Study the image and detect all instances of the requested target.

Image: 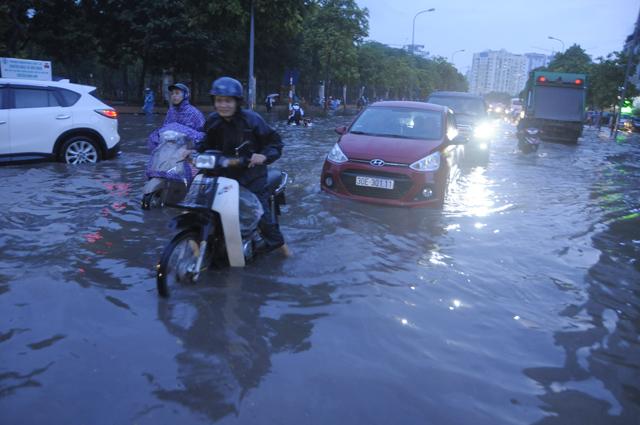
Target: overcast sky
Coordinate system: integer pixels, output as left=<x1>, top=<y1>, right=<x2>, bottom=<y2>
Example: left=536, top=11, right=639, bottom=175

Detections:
left=355, top=0, right=639, bottom=72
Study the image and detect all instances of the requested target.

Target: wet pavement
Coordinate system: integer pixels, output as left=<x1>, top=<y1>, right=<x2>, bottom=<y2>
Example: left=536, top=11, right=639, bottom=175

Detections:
left=1, top=114, right=639, bottom=425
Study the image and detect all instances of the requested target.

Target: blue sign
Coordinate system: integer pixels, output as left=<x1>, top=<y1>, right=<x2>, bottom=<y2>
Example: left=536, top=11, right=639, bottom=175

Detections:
left=282, top=69, right=300, bottom=86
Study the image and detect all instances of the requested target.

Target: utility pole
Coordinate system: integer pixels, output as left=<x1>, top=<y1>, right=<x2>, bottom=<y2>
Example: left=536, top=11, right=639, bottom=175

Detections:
left=248, top=0, right=256, bottom=110
left=613, top=7, right=640, bottom=139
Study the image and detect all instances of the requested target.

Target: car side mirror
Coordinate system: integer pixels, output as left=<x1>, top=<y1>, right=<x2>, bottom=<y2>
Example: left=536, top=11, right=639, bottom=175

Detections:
left=335, top=126, right=347, bottom=135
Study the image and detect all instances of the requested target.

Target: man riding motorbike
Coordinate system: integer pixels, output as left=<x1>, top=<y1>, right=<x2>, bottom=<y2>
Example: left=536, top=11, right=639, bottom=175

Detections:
left=199, top=76, right=288, bottom=255
left=287, top=102, right=304, bottom=125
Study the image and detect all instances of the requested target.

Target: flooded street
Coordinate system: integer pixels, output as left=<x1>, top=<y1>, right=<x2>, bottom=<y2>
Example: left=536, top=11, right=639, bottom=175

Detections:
left=1, top=114, right=639, bottom=424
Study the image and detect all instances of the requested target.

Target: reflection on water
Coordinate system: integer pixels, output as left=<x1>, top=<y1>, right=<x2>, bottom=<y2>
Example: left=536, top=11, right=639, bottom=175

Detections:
left=0, top=117, right=638, bottom=424
left=153, top=273, right=333, bottom=421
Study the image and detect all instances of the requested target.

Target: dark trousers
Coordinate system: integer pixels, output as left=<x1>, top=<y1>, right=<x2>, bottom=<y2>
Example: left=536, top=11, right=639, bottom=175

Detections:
left=255, top=188, right=285, bottom=248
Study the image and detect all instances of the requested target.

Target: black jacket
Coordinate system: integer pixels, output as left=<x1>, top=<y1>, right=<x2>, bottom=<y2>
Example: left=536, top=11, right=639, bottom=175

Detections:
left=200, top=109, right=283, bottom=191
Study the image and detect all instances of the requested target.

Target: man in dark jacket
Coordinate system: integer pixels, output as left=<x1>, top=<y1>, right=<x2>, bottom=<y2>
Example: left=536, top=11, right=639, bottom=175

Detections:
left=200, top=76, right=287, bottom=254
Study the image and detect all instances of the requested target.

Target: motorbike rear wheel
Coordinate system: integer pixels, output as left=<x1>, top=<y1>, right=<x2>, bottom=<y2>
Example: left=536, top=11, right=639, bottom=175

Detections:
left=157, top=230, right=207, bottom=297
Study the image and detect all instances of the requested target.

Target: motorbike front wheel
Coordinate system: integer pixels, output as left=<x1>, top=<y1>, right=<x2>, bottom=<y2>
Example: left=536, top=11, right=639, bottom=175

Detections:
left=141, top=191, right=163, bottom=210
left=157, top=230, right=207, bottom=297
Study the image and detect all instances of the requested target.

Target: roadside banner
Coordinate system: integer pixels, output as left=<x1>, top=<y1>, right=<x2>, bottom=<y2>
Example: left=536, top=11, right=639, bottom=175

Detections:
left=1, top=57, right=52, bottom=81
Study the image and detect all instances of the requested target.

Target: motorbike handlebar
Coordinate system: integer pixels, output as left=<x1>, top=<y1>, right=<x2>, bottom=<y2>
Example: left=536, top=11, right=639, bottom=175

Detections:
left=221, top=156, right=249, bottom=168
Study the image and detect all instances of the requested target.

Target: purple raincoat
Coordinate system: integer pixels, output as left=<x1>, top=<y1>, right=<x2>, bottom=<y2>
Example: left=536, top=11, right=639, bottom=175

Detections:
left=147, top=84, right=206, bottom=151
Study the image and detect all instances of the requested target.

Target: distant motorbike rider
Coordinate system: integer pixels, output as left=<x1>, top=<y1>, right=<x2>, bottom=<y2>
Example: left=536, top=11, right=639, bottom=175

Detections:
left=200, top=76, right=287, bottom=254
left=287, top=102, right=304, bottom=125
left=147, top=82, right=206, bottom=151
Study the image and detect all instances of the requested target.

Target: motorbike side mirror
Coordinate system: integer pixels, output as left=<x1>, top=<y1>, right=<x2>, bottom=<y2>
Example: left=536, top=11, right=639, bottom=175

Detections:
left=335, top=126, right=347, bottom=135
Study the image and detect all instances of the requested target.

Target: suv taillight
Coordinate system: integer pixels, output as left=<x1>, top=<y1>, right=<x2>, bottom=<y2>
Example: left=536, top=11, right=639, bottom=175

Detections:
left=95, top=109, right=118, bottom=119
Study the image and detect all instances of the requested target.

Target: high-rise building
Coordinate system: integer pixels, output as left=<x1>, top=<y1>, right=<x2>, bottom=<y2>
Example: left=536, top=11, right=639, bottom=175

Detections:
left=468, top=49, right=528, bottom=96
left=524, top=53, right=550, bottom=74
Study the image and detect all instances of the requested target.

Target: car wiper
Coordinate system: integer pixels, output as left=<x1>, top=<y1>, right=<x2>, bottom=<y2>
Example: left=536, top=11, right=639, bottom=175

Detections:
left=349, top=130, right=368, bottom=134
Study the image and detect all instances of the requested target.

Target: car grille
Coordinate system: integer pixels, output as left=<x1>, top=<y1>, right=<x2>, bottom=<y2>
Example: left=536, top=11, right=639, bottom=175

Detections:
left=457, top=124, right=473, bottom=138
left=341, top=169, right=413, bottom=199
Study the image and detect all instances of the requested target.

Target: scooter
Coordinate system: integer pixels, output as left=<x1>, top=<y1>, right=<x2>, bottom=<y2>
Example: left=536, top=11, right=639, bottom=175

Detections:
left=141, top=130, right=195, bottom=209
left=156, top=150, right=288, bottom=297
left=517, top=127, right=541, bottom=154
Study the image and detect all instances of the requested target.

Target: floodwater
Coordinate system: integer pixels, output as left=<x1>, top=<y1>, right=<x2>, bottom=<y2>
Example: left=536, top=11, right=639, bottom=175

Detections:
left=1, top=114, right=638, bottom=425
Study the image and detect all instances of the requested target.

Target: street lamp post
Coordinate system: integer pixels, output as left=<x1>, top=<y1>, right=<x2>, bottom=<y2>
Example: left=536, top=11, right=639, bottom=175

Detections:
left=248, top=0, right=256, bottom=110
left=411, top=8, right=435, bottom=55
left=613, top=8, right=640, bottom=139
left=547, top=36, right=565, bottom=53
left=450, top=49, right=465, bottom=63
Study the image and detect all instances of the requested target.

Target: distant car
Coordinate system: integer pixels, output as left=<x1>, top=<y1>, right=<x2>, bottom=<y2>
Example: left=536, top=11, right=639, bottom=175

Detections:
left=0, top=77, right=120, bottom=164
left=320, top=101, right=465, bottom=207
left=426, top=91, right=493, bottom=162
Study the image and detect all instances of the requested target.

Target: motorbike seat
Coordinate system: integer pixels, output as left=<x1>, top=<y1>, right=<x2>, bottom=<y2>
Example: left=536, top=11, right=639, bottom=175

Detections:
left=265, top=169, right=285, bottom=194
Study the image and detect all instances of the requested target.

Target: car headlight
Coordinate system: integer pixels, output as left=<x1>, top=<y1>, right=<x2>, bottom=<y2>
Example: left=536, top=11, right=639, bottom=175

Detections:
left=327, top=143, right=348, bottom=163
left=410, top=151, right=440, bottom=171
left=195, top=154, right=216, bottom=169
left=473, top=122, right=494, bottom=139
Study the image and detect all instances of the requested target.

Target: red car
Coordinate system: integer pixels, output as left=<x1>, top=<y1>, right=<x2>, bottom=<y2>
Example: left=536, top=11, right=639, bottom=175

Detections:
left=320, top=101, right=465, bottom=207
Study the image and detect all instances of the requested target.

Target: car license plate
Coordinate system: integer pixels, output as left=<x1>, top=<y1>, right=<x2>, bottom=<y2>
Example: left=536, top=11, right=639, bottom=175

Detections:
left=355, top=176, right=394, bottom=190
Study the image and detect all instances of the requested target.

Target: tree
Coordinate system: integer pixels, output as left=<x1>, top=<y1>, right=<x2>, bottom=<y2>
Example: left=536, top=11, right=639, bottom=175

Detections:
left=0, top=1, right=33, bottom=57
left=299, top=0, right=368, bottom=105
left=547, top=44, right=592, bottom=74
left=590, top=52, right=638, bottom=110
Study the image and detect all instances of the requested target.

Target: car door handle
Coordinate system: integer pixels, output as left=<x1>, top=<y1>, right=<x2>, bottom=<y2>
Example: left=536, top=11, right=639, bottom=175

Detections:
left=0, top=121, right=6, bottom=125
left=56, top=115, right=71, bottom=120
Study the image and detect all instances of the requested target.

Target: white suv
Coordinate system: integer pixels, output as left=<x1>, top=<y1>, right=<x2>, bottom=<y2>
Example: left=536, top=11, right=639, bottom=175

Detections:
left=0, top=78, right=120, bottom=164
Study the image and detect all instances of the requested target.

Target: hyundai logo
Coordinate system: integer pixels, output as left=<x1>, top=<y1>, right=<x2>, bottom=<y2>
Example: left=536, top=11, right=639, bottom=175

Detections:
left=370, top=159, right=385, bottom=167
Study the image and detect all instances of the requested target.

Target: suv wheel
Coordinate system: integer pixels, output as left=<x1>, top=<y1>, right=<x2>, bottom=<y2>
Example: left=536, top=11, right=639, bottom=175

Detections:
left=61, top=136, right=101, bottom=164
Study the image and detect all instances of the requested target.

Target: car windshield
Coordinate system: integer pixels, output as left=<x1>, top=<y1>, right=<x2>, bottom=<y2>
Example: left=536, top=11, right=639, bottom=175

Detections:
left=428, top=96, right=486, bottom=117
left=349, top=107, right=442, bottom=140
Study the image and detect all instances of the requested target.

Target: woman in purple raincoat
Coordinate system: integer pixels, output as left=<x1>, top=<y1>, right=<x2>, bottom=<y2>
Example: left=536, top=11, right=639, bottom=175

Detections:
left=147, top=83, right=206, bottom=150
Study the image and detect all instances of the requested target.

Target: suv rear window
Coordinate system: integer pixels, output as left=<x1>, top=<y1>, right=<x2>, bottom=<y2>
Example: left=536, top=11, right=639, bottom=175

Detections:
left=57, top=88, right=81, bottom=106
left=89, top=89, right=107, bottom=103
left=14, top=88, right=60, bottom=109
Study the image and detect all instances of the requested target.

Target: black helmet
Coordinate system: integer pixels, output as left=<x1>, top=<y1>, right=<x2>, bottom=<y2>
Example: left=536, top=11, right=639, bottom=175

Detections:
left=210, top=77, right=243, bottom=98
left=168, top=83, right=190, bottom=101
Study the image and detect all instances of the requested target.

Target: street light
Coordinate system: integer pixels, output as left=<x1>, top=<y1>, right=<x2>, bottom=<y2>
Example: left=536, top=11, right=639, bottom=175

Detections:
left=451, top=49, right=465, bottom=62
left=411, top=8, right=435, bottom=55
left=547, top=36, right=565, bottom=52
left=247, top=0, right=256, bottom=109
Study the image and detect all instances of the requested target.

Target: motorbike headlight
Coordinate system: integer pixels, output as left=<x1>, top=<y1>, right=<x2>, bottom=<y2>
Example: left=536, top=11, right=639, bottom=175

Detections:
left=410, top=151, right=440, bottom=172
left=327, top=143, right=348, bottom=164
left=473, top=122, right=494, bottom=139
left=195, top=154, right=216, bottom=169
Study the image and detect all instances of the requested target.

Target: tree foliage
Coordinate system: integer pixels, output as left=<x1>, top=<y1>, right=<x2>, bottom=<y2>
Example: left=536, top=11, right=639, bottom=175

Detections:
left=0, top=0, right=472, bottom=104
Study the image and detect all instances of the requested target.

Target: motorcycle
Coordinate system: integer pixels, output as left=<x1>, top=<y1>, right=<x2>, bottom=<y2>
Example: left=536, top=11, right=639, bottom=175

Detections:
left=517, top=126, right=541, bottom=154
left=156, top=149, right=288, bottom=297
left=141, top=130, right=195, bottom=209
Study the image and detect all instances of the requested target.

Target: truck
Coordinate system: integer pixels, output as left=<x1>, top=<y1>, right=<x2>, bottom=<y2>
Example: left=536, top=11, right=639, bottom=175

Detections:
left=523, top=71, right=587, bottom=143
